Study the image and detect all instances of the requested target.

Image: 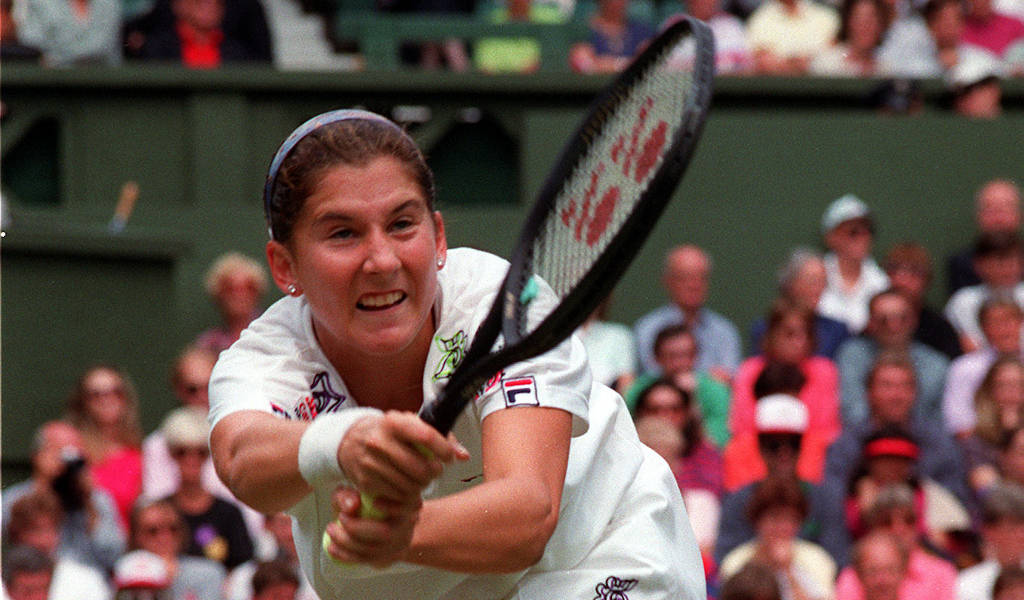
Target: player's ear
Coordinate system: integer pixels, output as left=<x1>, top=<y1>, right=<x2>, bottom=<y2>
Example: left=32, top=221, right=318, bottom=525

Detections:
left=433, top=211, right=448, bottom=268
left=266, top=240, right=299, bottom=295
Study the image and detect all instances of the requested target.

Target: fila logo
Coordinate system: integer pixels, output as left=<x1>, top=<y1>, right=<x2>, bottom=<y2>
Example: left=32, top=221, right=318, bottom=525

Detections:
left=502, top=377, right=539, bottom=408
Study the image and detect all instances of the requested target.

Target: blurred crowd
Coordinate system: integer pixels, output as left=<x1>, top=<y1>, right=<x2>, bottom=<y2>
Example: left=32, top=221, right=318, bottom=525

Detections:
left=1, top=0, right=1023, bottom=111
left=4, top=180, right=1024, bottom=600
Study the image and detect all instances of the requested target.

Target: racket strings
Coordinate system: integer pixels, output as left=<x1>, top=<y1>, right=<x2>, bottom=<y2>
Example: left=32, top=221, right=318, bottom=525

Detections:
left=525, top=35, right=696, bottom=331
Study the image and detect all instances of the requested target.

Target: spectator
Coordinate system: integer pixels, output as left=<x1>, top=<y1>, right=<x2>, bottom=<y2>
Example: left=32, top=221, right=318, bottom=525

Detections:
left=575, top=298, right=637, bottom=392
left=251, top=561, right=300, bottom=600
left=2, top=421, right=125, bottom=572
left=837, top=484, right=958, bottom=600
left=3, top=492, right=111, bottom=600
left=161, top=406, right=255, bottom=571
left=884, top=242, right=962, bottom=360
left=881, top=0, right=1002, bottom=77
left=224, top=513, right=317, bottom=600
left=716, top=391, right=850, bottom=567
left=946, top=232, right=1024, bottom=352
left=0, top=0, right=42, bottom=61
left=634, top=244, right=742, bottom=380
left=635, top=415, right=721, bottom=561
left=625, top=324, right=731, bottom=447
left=129, top=498, right=226, bottom=600
left=194, top=251, right=268, bottom=353
left=962, top=0, right=1024, bottom=57
left=745, top=0, right=840, bottom=74
left=474, top=0, right=565, bottom=73
left=718, top=562, right=783, bottom=600
left=843, top=426, right=971, bottom=551
left=811, top=0, right=889, bottom=75
left=730, top=300, right=842, bottom=448
left=960, top=358, right=1024, bottom=495
left=947, top=50, right=1006, bottom=119
left=944, top=297, right=1024, bottom=436
left=957, top=483, right=1024, bottom=600
left=1000, top=427, right=1024, bottom=490
left=14, top=0, right=121, bottom=65
left=112, top=550, right=173, bottom=600
left=124, top=0, right=271, bottom=61
left=826, top=352, right=971, bottom=514
left=836, top=289, right=950, bottom=428
left=136, top=0, right=272, bottom=66
left=1, top=546, right=54, bottom=600
left=838, top=531, right=908, bottom=600
left=718, top=476, right=837, bottom=600
left=569, top=0, right=655, bottom=73
left=750, top=248, right=851, bottom=360
left=65, top=364, right=144, bottom=531
left=993, top=565, right=1024, bottom=600
left=818, top=194, right=890, bottom=335
left=662, top=0, right=751, bottom=74
left=947, top=179, right=1022, bottom=296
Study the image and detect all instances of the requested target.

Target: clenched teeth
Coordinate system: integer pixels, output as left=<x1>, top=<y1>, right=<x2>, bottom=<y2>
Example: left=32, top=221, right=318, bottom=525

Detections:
left=358, top=291, right=405, bottom=309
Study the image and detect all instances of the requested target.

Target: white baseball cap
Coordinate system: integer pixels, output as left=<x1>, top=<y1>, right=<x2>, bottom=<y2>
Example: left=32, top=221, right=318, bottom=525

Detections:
left=821, top=194, right=872, bottom=234
left=756, top=394, right=809, bottom=434
left=114, top=550, right=171, bottom=590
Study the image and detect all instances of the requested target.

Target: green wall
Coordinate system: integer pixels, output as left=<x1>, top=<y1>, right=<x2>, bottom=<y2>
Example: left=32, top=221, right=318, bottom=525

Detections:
left=2, top=66, right=1023, bottom=483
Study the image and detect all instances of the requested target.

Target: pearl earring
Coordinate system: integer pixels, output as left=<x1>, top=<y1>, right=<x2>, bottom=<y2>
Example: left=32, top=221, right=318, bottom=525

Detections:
left=287, top=284, right=297, bottom=295
left=437, top=258, right=444, bottom=268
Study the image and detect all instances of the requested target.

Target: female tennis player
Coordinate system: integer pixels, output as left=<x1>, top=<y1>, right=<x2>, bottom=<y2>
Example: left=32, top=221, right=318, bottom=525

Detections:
left=207, top=109, right=705, bottom=599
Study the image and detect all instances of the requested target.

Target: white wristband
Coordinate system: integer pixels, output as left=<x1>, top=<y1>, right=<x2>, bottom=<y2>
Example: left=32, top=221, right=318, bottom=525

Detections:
left=297, top=408, right=382, bottom=488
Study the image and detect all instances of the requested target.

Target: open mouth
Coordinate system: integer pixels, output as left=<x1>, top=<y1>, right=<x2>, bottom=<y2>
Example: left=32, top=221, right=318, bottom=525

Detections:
left=357, top=291, right=406, bottom=311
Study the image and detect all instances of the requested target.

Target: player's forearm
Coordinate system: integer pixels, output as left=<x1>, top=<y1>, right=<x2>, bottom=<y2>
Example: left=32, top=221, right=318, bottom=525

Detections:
left=404, top=476, right=561, bottom=573
left=210, top=411, right=312, bottom=513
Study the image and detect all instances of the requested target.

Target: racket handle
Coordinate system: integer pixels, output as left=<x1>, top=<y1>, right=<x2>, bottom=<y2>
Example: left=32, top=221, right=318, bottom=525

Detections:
left=324, top=443, right=435, bottom=565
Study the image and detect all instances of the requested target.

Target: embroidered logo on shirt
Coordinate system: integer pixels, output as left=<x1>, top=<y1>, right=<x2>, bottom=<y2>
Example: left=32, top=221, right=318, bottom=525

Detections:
left=432, top=330, right=468, bottom=381
left=593, top=576, right=638, bottom=600
left=501, top=376, right=539, bottom=407
left=289, top=372, right=346, bottom=421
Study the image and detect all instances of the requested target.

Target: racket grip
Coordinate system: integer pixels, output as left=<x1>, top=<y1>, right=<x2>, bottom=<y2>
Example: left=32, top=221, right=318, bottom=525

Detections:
left=324, top=443, right=435, bottom=565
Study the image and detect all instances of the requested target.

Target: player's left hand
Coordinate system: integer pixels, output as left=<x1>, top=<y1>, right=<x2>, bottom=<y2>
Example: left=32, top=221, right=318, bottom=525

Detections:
left=323, top=487, right=422, bottom=568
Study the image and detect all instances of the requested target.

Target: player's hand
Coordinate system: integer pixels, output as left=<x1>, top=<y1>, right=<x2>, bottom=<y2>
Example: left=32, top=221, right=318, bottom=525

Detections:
left=337, top=411, right=469, bottom=504
left=324, top=487, right=421, bottom=567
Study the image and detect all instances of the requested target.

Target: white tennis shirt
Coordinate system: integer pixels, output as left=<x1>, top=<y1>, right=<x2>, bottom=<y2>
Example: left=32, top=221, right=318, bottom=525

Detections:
left=209, top=248, right=704, bottom=599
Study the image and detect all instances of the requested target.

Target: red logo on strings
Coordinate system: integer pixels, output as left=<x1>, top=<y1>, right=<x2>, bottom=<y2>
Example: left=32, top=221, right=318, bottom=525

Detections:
left=560, top=97, right=668, bottom=247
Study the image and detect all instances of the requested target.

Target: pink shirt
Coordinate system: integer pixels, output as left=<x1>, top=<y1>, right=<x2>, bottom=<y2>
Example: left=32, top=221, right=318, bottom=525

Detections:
left=962, top=13, right=1024, bottom=56
left=835, top=549, right=956, bottom=600
left=91, top=446, right=142, bottom=530
left=728, top=355, right=841, bottom=442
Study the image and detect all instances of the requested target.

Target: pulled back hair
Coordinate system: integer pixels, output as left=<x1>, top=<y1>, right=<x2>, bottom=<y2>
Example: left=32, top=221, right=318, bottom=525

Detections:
left=267, top=117, right=435, bottom=243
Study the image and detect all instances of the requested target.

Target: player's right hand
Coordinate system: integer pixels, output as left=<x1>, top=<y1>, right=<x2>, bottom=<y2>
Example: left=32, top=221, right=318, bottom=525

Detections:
left=337, top=411, right=469, bottom=505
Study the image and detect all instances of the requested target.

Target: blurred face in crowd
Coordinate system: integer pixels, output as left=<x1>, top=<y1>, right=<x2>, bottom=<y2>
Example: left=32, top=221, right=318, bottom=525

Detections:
left=758, top=433, right=802, bottom=476
left=32, top=422, right=85, bottom=481
left=664, top=247, right=709, bottom=314
left=785, top=258, right=827, bottom=311
left=170, top=443, right=209, bottom=487
left=654, top=332, right=698, bottom=376
left=856, top=535, right=906, bottom=600
left=847, top=0, right=885, bottom=53
left=755, top=505, right=802, bottom=544
left=976, top=249, right=1022, bottom=289
left=978, top=181, right=1022, bottom=233
left=215, top=270, right=262, bottom=323
left=134, top=504, right=185, bottom=560
left=174, top=0, right=224, bottom=33
left=636, top=383, right=689, bottom=431
left=1003, top=430, right=1024, bottom=486
left=766, top=312, right=812, bottom=364
left=173, top=352, right=215, bottom=410
left=5, top=571, right=52, bottom=600
left=886, top=262, right=929, bottom=304
left=826, top=218, right=873, bottom=263
left=82, top=368, right=129, bottom=428
left=873, top=506, right=918, bottom=548
left=986, top=516, right=1024, bottom=567
left=868, top=364, right=916, bottom=425
left=867, top=293, right=917, bottom=349
left=992, top=362, right=1024, bottom=419
left=867, top=455, right=913, bottom=486
left=17, top=514, right=61, bottom=557
left=981, top=305, right=1024, bottom=354
left=928, top=1, right=964, bottom=49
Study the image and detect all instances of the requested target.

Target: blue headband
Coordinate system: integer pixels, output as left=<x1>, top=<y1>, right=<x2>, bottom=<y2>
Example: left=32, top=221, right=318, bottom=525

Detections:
left=262, top=109, right=404, bottom=240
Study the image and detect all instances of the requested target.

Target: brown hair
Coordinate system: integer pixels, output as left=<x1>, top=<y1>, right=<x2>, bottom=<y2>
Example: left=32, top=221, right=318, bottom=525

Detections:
left=719, top=562, right=783, bottom=600
left=66, top=364, right=143, bottom=450
left=746, top=475, right=808, bottom=524
left=975, top=357, right=1024, bottom=446
left=633, top=378, right=703, bottom=456
left=761, top=298, right=817, bottom=361
left=5, top=490, right=63, bottom=546
left=268, top=119, right=435, bottom=243
left=865, top=350, right=916, bottom=390
left=884, top=242, right=933, bottom=281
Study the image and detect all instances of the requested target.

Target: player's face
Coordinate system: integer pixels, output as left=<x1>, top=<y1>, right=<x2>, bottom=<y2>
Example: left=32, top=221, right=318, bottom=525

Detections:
left=268, top=157, right=447, bottom=365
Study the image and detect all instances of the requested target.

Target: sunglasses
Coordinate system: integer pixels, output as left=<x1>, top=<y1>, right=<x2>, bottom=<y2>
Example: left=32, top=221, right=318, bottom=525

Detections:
left=758, top=434, right=802, bottom=453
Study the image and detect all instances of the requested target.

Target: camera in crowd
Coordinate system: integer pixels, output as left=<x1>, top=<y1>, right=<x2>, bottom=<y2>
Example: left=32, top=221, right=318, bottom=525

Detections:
left=51, top=448, right=89, bottom=512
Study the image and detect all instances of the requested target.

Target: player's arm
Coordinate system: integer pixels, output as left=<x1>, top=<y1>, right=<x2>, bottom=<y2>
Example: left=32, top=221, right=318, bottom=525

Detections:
left=329, top=406, right=572, bottom=572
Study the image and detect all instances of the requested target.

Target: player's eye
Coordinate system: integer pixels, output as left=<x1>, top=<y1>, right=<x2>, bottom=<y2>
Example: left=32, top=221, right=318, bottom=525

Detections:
left=329, top=227, right=354, bottom=240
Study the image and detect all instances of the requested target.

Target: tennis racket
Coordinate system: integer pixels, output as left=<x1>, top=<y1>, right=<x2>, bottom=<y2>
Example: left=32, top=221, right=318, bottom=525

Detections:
left=420, top=15, right=715, bottom=434
left=338, top=16, right=714, bottom=532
